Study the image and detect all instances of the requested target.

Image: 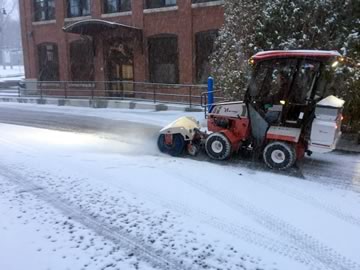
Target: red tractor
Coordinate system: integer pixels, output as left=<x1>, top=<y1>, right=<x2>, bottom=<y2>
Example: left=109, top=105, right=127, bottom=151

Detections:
left=157, top=50, right=345, bottom=170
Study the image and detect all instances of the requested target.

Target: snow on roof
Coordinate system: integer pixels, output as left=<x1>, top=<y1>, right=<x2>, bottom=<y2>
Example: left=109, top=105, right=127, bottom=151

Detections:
left=317, top=95, right=345, bottom=108
left=252, top=50, right=341, bottom=62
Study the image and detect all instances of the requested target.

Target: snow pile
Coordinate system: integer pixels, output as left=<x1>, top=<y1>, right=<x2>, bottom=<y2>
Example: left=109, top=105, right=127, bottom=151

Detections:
left=0, top=65, right=24, bottom=79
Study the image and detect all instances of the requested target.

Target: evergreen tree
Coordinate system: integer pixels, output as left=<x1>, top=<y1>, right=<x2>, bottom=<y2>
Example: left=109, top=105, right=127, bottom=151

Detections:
left=210, top=0, right=265, bottom=99
left=211, top=0, right=359, bottom=128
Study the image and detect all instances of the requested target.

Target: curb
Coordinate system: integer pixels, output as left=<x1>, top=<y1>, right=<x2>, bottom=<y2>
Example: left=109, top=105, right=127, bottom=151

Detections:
left=336, top=140, right=360, bottom=153
left=0, top=96, right=203, bottom=112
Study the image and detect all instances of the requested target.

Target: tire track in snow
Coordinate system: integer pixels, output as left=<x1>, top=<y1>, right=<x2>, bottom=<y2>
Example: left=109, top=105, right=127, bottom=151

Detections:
left=0, top=166, right=192, bottom=270
left=167, top=167, right=360, bottom=270
left=4, top=159, right=315, bottom=269
left=188, top=153, right=360, bottom=193
left=94, top=179, right=319, bottom=268
left=241, top=174, right=360, bottom=228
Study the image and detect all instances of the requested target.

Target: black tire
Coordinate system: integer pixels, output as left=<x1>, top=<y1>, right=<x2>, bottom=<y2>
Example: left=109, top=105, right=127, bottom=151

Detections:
left=157, top=134, right=185, bottom=156
left=187, top=143, right=200, bottom=156
left=205, top=133, right=232, bottom=160
left=263, top=141, right=296, bottom=170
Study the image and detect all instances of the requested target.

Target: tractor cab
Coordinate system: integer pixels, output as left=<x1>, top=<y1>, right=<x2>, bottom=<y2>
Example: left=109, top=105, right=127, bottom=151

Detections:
left=246, top=51, right=342, bottom=128
left=243, top=51, right=345, bottom=162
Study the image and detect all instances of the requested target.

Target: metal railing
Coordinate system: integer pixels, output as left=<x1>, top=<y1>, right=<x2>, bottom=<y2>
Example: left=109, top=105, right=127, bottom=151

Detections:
left=17, top=80, right=225, bottom=108
left=200, top=89, right=227, bottom=117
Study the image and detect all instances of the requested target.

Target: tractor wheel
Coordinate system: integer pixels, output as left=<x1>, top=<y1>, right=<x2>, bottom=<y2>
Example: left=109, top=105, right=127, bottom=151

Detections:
left=205, top=133, right=232, bottom=160
left=157, top=134, right=185, bottom=157
left=263, top=141, right=296, bottom=170
left=187, top=143, right=200, bottom=156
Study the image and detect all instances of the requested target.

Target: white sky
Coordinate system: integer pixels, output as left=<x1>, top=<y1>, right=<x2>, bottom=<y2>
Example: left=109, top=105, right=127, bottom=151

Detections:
left=2, top=0, right=19, bottom=20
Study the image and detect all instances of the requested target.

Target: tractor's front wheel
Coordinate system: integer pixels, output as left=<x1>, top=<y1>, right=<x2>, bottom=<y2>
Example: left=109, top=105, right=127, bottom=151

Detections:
left=205, top=133, right=232, bottom=160
left=157, top=133, right=185, bottom=156
left=263, top=141, right=296, bottom=170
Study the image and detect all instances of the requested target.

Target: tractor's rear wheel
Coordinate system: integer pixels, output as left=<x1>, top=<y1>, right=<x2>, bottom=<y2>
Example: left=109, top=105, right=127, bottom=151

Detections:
left=157, top=134, right=185, bottom=156
left=205, top=133, right=232, bottom=160
left=263, top=141, right=296, bottom=170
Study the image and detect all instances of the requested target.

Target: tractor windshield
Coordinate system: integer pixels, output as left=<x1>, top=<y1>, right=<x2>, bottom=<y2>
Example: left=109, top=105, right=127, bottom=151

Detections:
left=248, top=59, right=297, bottom=105
left=290, top=60, right=321, bottom=103
left=247, top=58, right=322, bottom=105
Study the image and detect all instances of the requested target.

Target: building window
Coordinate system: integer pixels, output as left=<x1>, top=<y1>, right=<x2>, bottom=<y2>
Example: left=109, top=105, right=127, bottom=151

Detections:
left=145, top=0, right=176, bottom=9
left=70, top=39, right=94, bottom=81
left=104, top=0, right=131, bottom=13
left=33, top=0, right=55, bottom=21
left=67, top=0, right=90, bottom=17
left=195, top=30, right=217, bottom=83
left=37, top=43, right=59, bottom=81
left=192, top=0, right=220, bottom=3
left=148, top=35, right=179, bottom=83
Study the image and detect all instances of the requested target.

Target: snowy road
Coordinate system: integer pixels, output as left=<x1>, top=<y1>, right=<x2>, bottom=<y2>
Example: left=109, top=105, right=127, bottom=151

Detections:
left=0, top=105, right=359, bottom=192
left=0, top=103, right=360, bottom=270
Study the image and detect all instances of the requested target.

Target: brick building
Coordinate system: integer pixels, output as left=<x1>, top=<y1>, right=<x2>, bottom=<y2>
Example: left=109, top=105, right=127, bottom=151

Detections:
left=19, top=0, right=224, bottom=96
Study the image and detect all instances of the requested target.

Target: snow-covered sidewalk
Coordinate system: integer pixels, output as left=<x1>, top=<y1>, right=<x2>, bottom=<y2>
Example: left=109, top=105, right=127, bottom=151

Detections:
left=0, top=65, right=24, bottom=79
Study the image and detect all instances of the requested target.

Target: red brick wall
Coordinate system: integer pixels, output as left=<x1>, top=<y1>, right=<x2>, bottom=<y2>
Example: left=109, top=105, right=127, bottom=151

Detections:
left=20, top=0, right=224, bottom=86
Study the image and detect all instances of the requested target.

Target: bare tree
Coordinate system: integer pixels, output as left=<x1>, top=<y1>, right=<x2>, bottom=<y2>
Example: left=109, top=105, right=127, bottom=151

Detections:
left=0, top=0, right=17, bottom=69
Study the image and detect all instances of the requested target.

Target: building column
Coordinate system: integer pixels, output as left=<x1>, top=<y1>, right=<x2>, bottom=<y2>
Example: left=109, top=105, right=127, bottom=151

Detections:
left=92, top=0, right=102, bottom=18
left=57, top=0, right=69, bottom=81
left=177, top=0, right=193, bottom=84
left=132, top=0, right=145, bottom=82
left=19, top=0, right=31, bottom=78
left=94, top=38, right=106, bottom=95
left=20, top=0, right=38, bottom=79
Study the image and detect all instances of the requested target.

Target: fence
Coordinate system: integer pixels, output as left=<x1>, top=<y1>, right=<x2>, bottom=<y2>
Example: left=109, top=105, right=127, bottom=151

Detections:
left=18, top=80, right=225, bottom=108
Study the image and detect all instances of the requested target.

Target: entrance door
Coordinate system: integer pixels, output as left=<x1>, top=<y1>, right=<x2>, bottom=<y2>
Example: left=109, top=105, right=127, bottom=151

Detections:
left=106, top=42, right=134, bottom=97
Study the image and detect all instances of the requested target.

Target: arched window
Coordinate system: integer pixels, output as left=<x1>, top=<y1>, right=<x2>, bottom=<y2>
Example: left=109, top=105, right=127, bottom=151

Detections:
left=148, top=35, right=179, bottom=83
left=37, top=43, right=59, bottom=81
left=69, top=39, right=94, bottom=81
left=195, top=30, right=218, bottom=83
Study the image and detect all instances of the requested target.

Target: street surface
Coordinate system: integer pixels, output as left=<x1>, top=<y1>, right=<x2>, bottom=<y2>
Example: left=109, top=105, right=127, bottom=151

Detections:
left=0, top=103, right=359, bottom=270
left=0, top=105, right=358, bottom=192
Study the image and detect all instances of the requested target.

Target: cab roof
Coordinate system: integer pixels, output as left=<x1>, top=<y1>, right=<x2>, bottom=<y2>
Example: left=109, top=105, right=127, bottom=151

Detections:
left=251, top=50, right=341, bottom=63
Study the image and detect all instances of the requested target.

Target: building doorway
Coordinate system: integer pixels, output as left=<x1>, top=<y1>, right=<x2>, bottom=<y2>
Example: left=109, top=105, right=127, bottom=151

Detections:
left=105, top=40, right=134, bottom=97
left=70, top=39, right=94, bottom=81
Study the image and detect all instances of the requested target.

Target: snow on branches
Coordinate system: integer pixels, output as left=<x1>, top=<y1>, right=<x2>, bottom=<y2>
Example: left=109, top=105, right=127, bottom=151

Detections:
left=210, top=0, right=360, bottom=119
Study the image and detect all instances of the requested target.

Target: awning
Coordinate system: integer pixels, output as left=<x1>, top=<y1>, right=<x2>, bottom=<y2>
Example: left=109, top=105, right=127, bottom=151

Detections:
left=62, top=19, right=142, bottom=37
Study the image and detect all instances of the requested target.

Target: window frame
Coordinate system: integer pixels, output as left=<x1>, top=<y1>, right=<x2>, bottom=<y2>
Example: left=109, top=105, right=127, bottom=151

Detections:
left=148, top=35, right=179, bottom=84
left=37, top=42, right=60, bottom=81
left=145, top=0, right=177, bottom=10
left=103, top=0, right=131, bottom=13
left=195, top=30, right=218, bottom=84
left=33, top=0, right=55, bottom=21
left=192, top=0, right=220, bottom=3
left=67, top=0, right=91, bottom=18
left=69, top=39, right=95, bottom=81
